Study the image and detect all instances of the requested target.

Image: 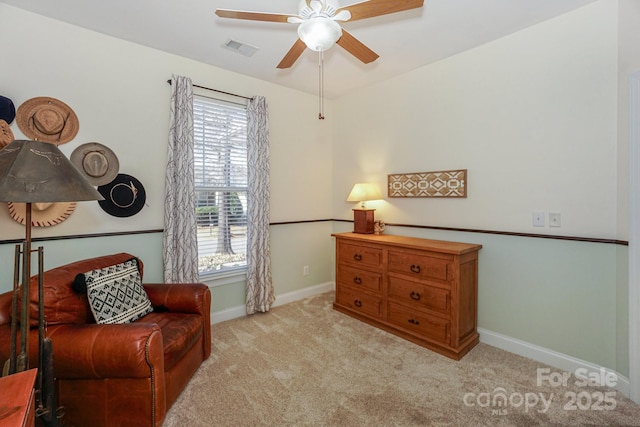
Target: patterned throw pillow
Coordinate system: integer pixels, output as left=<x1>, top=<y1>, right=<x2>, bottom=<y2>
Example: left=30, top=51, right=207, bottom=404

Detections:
left=82, top=258, right=153, bottom=324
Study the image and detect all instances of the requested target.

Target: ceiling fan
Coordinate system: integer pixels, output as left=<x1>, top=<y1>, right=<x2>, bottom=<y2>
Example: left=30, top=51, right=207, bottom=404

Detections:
left=215, top=0, right=425, bottom=69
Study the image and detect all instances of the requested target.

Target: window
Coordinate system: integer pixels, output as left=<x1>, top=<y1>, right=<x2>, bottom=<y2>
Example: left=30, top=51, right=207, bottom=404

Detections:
left=193, top=95, right=248, bottom=277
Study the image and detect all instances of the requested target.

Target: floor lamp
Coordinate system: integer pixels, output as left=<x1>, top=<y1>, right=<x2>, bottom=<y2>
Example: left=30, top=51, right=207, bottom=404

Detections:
left=0, top=140, right=103, bottom=426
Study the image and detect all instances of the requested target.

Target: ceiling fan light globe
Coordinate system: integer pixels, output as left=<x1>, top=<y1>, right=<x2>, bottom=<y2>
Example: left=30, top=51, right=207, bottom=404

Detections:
left=298, top=18, right=342, bottom=52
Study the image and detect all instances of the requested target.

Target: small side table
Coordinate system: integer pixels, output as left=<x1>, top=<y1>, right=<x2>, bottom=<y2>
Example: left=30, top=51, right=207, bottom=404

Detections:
left=0, top=369, right=37, bottom=427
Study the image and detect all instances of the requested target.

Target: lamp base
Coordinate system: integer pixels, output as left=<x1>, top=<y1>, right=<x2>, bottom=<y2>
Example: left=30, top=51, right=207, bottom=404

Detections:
left=352, top=209, right=375, bottom=234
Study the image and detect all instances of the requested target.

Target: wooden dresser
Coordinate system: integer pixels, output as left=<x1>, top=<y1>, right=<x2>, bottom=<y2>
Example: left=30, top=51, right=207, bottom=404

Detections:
left=332, top=232, right=482, bottom=360
left=0, top=369, right=37, bottom=427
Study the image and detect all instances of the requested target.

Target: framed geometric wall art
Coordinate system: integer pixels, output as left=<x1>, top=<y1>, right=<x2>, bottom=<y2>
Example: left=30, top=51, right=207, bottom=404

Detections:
left=388, top=169, right=467, bottom=198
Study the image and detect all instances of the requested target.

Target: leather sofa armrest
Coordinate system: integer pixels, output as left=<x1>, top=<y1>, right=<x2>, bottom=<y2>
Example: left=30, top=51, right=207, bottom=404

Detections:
left=143, top=283, right=210, bottom=316
left=0, top=292, right=13, bottom=326
left=47, top=323, right=165, bottom=380
left=143, top=283, right=212, bottom=360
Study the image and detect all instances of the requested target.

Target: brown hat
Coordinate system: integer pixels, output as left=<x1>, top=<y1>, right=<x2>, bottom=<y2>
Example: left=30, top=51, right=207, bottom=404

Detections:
left=0, top=119, right=14, bottom=148
left=70, top=142, right=120, bottom=186
left=8, top=201, right=77, bottom=227
left=16, top=97, right=79, bottom=145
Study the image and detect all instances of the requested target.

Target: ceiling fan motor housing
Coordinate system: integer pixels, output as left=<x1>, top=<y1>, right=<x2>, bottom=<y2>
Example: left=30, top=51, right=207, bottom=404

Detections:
left=299, top=0, right=340, bottom=18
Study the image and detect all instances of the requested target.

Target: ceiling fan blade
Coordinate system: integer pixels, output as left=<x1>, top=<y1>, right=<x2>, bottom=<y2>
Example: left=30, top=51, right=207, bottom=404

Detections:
left=338, top=0, right=423, bottom=22
left=336, top=29, right=379, bottom=64
left=215, top=9, right=295, bottom=23
left=277, top=39, right=308, bottom=69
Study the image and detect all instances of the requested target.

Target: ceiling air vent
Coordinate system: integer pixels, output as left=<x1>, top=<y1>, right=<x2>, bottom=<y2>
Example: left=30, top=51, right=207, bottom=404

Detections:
left=223, top=39, right=259, bottom=57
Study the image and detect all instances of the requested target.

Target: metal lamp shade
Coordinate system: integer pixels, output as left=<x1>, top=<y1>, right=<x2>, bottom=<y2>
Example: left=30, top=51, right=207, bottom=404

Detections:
left=0, top=140, right=103, bottom=203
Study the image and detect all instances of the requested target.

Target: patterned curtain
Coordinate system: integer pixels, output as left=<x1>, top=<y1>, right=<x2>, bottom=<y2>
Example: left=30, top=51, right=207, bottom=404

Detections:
left=163, top=75, right=199, bottom=283
left=246, top=96, right=274, bottom=314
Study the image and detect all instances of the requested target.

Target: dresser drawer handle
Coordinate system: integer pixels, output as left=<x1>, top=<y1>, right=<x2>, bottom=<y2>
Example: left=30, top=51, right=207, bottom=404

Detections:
left=353, top=277, right=362, bottom=285
left=410, top=291, right=421, bottom=301
left=408, top=318, right=420, bottom=325
left=353, top=254, right=363, bottom=261
left=410, top=264, right=421, bottom=273
left=354, top=299, right=362, bottom=307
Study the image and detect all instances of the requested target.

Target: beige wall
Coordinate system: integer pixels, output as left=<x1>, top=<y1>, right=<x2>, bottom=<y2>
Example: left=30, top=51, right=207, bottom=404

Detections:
left=0, top=4, right=333, bottom=236
left=332, top=0, right=618, bottom=240
left=618, top=0, right=640, bottom=237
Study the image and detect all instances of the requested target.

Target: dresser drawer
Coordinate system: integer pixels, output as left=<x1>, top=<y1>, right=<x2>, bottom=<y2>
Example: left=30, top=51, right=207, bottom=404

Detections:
left=338, top=242, right=383, bottom=270
left=388, top=301, right=450, bottom=344
left=388, top=251, right=450, bottom=281
left=388, top=276, right=450, bottom=315
left=337, top=265, right=382, bottom=293
left=336, top=286, right=383, bottom=319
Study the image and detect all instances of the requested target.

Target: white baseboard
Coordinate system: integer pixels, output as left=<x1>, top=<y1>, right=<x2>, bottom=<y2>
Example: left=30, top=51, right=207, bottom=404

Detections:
left=210, top=281, right=335, bottom=324
left=479, top=328, right=630, bottom=397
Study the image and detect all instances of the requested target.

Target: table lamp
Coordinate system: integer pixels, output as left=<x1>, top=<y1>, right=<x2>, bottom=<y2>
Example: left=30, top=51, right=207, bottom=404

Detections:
left=0, top=139, right=103, bottom=425
left=346, top=183, right=382, bottom=234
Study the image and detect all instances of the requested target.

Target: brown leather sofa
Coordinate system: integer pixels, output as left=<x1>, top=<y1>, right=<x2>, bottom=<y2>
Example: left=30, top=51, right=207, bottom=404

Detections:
left=0, top=253, right=211, bottom=427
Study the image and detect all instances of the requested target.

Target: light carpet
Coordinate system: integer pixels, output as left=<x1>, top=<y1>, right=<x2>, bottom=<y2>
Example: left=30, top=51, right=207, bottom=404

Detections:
left=164, top=292, right=640, bottom=426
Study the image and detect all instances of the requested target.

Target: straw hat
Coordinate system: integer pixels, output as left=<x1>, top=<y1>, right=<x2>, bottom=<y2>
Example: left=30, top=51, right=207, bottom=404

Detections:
left=0, top=95, right=15, bottom=124
left=97, top=174, right=146, bottom=217
left=16, top=97, right=79, bottom=145
left=70, top=142, right=120, bottom=186
left=8, top=201, right=77, bottom=227
left=0, top=119, right=14, bottom=148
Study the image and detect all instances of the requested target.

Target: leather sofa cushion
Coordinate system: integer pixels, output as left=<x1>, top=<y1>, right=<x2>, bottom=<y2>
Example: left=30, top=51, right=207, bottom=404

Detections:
left=140, top=312, right=203, bottom=369
left=19, top=253, right=142, bottom=326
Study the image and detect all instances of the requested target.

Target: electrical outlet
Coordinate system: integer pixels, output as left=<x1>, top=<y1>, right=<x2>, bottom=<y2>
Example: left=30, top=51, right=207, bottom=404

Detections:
left=303, top=266, right=309, bottom=276
left=532, top=211, right=545, bottom=227
left=549, top=212, right=561, bottom=227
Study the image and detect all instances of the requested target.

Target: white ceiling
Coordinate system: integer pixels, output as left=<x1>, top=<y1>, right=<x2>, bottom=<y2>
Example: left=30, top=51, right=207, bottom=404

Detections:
left=1, top=0, right=598, bottom=99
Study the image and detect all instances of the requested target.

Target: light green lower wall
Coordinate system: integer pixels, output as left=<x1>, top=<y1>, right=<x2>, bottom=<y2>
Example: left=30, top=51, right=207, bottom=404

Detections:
left=0, top=232, right=164, bottom=294
left=207, top=221, right=335, bottom=313
left=617, top=244, right=630, bottom=377
left=0, top=221, right=629, bottom=377
left=332, top=221, right=628, bottom=376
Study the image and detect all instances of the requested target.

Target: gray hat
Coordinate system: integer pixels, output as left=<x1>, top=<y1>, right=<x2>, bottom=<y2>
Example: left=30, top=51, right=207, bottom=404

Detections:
left=70, top=142, right=120, bottom=186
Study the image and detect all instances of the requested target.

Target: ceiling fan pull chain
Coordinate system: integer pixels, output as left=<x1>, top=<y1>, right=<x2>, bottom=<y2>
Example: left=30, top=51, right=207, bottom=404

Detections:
left=318, top=50, right=325, bottom=120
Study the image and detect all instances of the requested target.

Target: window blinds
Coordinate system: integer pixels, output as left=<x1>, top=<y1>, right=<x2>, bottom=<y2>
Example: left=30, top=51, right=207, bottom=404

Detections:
left=193, top=96, right=248, bottom=275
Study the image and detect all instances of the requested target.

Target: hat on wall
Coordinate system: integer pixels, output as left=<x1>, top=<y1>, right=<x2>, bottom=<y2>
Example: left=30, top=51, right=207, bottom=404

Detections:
left=16, top=96, right=79, bottom=145
left=0, top=96, right=16, bottom=124
left=70, top=142, right=120, bottom=186
left=8, top=201, right=77, bottom=227
left=97, top=174, right=146, bottom=218
left=0, top=120, right=14, bottom=148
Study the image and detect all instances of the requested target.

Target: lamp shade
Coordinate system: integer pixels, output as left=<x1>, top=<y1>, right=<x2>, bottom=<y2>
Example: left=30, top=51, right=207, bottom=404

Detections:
left=0, top=140, right=104, bottom=202
left=346, top=183, right=382, bottom=203
left=298, top=17, right=342, bottom=52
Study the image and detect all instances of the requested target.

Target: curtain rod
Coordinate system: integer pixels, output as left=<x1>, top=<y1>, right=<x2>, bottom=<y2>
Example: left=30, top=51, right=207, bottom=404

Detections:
left=166, top=79, right=253, bottom=101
